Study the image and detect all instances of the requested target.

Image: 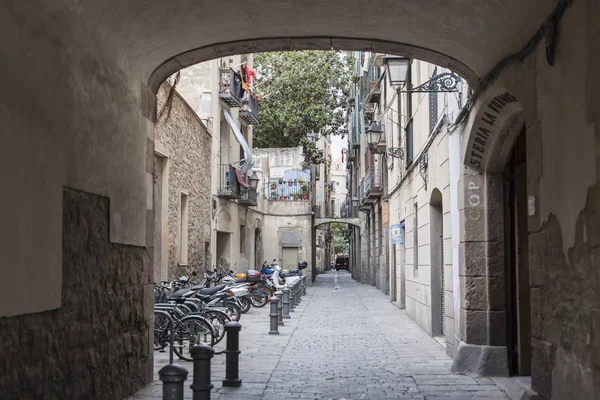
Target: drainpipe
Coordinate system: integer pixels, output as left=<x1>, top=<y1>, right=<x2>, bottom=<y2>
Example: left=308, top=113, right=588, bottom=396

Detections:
left=223, top=108, right=253, bottom=174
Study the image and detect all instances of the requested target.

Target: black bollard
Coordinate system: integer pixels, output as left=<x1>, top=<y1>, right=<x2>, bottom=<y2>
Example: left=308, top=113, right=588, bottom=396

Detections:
left=282, top=288, right=291, bottom=319
left=275, top=290, right=284, bottom=326
left=222, top=321, right=242, bottom=388
left=190, top=344, right=215, bottom=400
left=268, top=297, right=279, bottom=334
left=289, top=283, right=296, bottom=312
left=294, top=281, right=300, bottom=307
left=296, top=278, right=302, bottom=304
left=159, top=364, right=188, bottom=400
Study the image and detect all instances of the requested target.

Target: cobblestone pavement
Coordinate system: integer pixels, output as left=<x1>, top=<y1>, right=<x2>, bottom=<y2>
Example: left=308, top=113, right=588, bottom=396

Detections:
left=129, top=271, right=513, bottom=399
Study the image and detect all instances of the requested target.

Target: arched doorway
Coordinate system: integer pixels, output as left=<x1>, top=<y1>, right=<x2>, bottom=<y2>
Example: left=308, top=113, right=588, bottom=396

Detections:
left=454, top=87, right=530, bottom=377
left=254, top=227, right=263, bottom=269
left=430, top=188, right=445, bottom=338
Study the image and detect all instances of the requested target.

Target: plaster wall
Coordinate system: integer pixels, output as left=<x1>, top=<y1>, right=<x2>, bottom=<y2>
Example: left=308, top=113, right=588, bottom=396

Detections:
left=0, top=1, right=151, bottom=318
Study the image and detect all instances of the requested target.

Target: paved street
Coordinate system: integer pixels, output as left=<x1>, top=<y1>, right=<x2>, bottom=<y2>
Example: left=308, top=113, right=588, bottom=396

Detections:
left=129, top=271, right=515, bottom=399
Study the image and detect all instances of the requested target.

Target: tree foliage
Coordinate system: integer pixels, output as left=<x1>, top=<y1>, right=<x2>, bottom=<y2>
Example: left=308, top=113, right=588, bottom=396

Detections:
left=252, top=51, right=352, bottom=149
left=330, top=223, right=348, bottom=255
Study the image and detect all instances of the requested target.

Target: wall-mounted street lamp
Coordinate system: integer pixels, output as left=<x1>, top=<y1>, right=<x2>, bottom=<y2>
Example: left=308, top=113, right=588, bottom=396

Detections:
left=249, top=171, right=259, bottom=190
left=383, top=55, right=461, bottom=93
left=366, top=122, right=383, bottom=146
left=366, top=121, right=404, bottom=159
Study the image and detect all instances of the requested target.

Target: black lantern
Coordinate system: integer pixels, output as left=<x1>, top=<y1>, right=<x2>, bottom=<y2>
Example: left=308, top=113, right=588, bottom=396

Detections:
left=249, top=171, right=259, bottom=190
left=366, top=122, right=383, bottom=146
left=351, top=196, right=359, bottom=209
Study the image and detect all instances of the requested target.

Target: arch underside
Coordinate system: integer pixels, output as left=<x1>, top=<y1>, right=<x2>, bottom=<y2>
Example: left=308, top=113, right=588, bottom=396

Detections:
left=63, top=1, right=553, bottom=92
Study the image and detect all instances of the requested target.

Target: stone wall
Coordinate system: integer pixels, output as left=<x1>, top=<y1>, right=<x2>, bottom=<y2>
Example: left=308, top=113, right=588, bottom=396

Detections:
left=0, top=188, right=152, bottom=399
left=155, top=84, right=212, bottom=278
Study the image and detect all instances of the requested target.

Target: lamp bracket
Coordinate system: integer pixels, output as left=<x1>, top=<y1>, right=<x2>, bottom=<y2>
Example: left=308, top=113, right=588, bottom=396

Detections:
left=387, top=147, right=405, bottom=159
left=401, top=72, right=460, bottom=93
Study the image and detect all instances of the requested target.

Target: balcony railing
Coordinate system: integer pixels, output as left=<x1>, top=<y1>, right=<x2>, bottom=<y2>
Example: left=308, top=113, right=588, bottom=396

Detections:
left=238, top=187, right=258, bottom=207
left=239, top=95, right=259, bottom=125
left=268, top=180, right=311, bottom=201
left=359, top=165, right=383, bottom=208
left=217, top=164, right=241, bottom=199
left=218, top=68, right=243, bottom=108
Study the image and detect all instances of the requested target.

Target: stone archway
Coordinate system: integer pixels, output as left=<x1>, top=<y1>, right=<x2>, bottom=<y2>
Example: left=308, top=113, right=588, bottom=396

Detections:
left=453, top=87, right=527, bottom=376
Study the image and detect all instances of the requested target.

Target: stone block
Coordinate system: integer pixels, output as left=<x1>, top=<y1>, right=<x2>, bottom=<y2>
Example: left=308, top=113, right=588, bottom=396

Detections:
left=461, top=276, right=488, bottom=311
left=451, top=341, right=509, bottom=376
left=461, top=207, right=487, bottom=242
left=528, top=231, right=548, bottom=287
left=460, top=309, right=489, bottom=345
left=459, top=241, right=487, bottom=277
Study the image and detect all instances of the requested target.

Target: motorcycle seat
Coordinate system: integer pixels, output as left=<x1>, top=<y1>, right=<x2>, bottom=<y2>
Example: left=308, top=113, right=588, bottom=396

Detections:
left=232, top=277, right=247, bottom=283
left=281, top=269, right=300, bottom=278
left=197, top=285, right=226, bottom=296
left=168, top=288, right=191, bottom=299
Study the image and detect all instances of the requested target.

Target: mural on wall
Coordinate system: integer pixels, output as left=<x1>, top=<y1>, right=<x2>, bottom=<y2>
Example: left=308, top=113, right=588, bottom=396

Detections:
left=268, top=169, right=312, bottom=201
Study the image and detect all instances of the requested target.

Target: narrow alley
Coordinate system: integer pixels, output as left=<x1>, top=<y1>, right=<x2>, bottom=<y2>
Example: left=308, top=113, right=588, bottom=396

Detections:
left=131, top=272, right=520, bottom=400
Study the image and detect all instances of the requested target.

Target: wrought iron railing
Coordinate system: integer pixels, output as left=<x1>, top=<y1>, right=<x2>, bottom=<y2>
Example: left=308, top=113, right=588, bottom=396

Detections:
left=239, top=95, right=259, bottom=125
left=218, top=68, right=243, bottom=108
left=217, top=164, right=241, bottom=199
left=238, top=187, right=257, bottom=206
left=267, top=180, right=311, bottom=201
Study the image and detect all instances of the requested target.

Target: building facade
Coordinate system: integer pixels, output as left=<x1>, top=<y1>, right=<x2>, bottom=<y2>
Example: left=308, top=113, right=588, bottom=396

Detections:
left=153, top=83, right=213, bottom=281
left=348, top=52, right=465, bottom=356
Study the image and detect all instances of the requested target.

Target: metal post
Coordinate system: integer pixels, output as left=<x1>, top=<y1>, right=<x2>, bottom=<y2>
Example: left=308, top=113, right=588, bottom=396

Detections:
left=289, top=283, right=296, bottom=312
left=275, top=290, right=284, bottom=325
left=222, top=322, right=242, bottom=388
left=296, top=278, right=302, bottom=303
left=282, top=288, right=291, bottom=319
left=159, top=364, right=188, bottom=400
left=268, top=297, right=279, bottom=334
left=294, top=281, right=300, bottom=307
left=190, top=344, right=214, bottom=400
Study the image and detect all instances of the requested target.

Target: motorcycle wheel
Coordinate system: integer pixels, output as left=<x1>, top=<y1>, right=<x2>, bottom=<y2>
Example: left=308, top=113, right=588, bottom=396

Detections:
left=238, top=296, right=251, bottom=313
left=249, top=287, right=269, bottom=308
left=224, top=300, right=242, bottom=322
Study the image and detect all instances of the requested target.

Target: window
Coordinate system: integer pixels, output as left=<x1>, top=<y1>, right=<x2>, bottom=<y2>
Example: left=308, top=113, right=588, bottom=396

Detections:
left=180, top=193, right=189, bottom=265
left=405, top=119, right=414, bottom=165
left=240, top=225, right=246, bottom=254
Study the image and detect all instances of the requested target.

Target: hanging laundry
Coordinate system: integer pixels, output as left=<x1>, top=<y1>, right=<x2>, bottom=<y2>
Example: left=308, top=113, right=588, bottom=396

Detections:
left=244, top=65, right=256, bottom=88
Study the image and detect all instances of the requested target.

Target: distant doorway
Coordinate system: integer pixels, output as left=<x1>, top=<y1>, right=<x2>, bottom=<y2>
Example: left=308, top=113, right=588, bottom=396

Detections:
left=254, top=227, right=263, bottom=269
left=430, top=189, right=445, bottom=338
left=216, top=231, right=232, bottom=269
left=282, top=247, right=299, bottom=271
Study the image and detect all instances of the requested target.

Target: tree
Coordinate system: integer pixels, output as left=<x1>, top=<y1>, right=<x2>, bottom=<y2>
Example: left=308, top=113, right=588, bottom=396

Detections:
left=252, top=51, right=352, bottom=150
left=330, top=223, right=348, bottom=255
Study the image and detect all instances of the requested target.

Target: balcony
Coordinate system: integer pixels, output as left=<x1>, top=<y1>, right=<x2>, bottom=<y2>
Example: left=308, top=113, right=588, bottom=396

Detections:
left=268, top=180, right=310, bottom=202
left=239, top=95, right=259, bottom=125
left=217, top=164, right=241, bottom=199
left=238, top=187, right=258, bottom=207
left=359, top=166, right=383, bottom=210
left=218, top=68, right=243, bottom=108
